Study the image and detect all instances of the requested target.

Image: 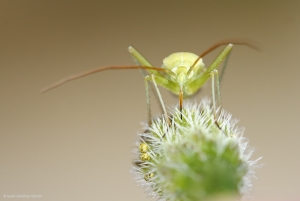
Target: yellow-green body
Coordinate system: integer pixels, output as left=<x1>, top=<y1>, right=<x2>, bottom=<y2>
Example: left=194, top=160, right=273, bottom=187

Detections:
left=128, top=44, right=233, bottom=123
left=162, top=52, right=205, bottom=97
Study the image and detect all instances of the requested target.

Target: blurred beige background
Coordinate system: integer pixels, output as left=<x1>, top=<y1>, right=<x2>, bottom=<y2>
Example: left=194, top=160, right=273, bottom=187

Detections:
left=1, top=0, right=299, bottom=200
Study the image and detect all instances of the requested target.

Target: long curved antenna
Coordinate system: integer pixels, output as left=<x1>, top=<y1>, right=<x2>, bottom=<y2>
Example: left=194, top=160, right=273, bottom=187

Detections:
left=41, top=65, right=170, bottom=93
left=187, top=38, right=262, bottom=75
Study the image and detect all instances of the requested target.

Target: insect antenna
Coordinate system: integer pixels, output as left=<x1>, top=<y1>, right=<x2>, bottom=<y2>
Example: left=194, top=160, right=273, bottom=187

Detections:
left=41, top=65, right=169, bottom=93
left=187, top=38, right=262, bottom=75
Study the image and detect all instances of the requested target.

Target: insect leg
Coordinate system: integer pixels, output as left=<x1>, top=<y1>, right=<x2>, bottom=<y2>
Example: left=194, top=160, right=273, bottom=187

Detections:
left=144, top=75, right=152, bottom=125
left=211, top=69, right=221, bottom=120
left=128, top=46, right=161, bottom=76
left=146, top=74, right=170, bottom=125
left=186, top=44, right=234, bottom=95
left=128, top=46, right=165, bottom=115
left=219, top=50, right=232, bottom=84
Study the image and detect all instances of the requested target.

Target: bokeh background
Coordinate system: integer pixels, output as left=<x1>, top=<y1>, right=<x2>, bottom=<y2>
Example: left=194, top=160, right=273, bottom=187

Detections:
left=1, top=0, right=299, bottom=200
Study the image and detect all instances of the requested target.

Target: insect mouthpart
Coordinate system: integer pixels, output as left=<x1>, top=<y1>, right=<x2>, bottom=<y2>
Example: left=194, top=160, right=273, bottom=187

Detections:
left=176, top=67, right=189, bottom=84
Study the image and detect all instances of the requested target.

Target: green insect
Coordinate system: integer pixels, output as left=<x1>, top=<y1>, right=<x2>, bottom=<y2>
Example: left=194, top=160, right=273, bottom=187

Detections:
left=42, top=39, right=259, bottom=125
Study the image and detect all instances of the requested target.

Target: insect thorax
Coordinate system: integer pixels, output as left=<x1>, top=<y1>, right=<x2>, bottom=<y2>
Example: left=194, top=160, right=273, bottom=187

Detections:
left=162, top=52, right=206, bottom=88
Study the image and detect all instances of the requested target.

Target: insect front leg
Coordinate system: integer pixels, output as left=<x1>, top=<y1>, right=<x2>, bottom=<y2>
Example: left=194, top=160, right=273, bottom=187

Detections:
left=186, top=44, right=234, bottom=96
left=145, top=73, right=179, bottom=125
left=128, top=46, right=161, bottom=76
left=145, top=74, right=169, bottom=125
left=128, top=46, right=167, bottom=123
left=186, top=44, right=233, bottom=127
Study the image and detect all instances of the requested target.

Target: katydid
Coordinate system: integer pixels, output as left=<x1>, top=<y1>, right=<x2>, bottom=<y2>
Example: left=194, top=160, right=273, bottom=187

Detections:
left=41, top=39, right=259, bottom=125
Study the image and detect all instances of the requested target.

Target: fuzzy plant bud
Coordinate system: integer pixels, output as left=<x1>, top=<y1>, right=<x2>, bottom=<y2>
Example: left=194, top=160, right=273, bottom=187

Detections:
left=133, top=99, right=260, bottom=201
